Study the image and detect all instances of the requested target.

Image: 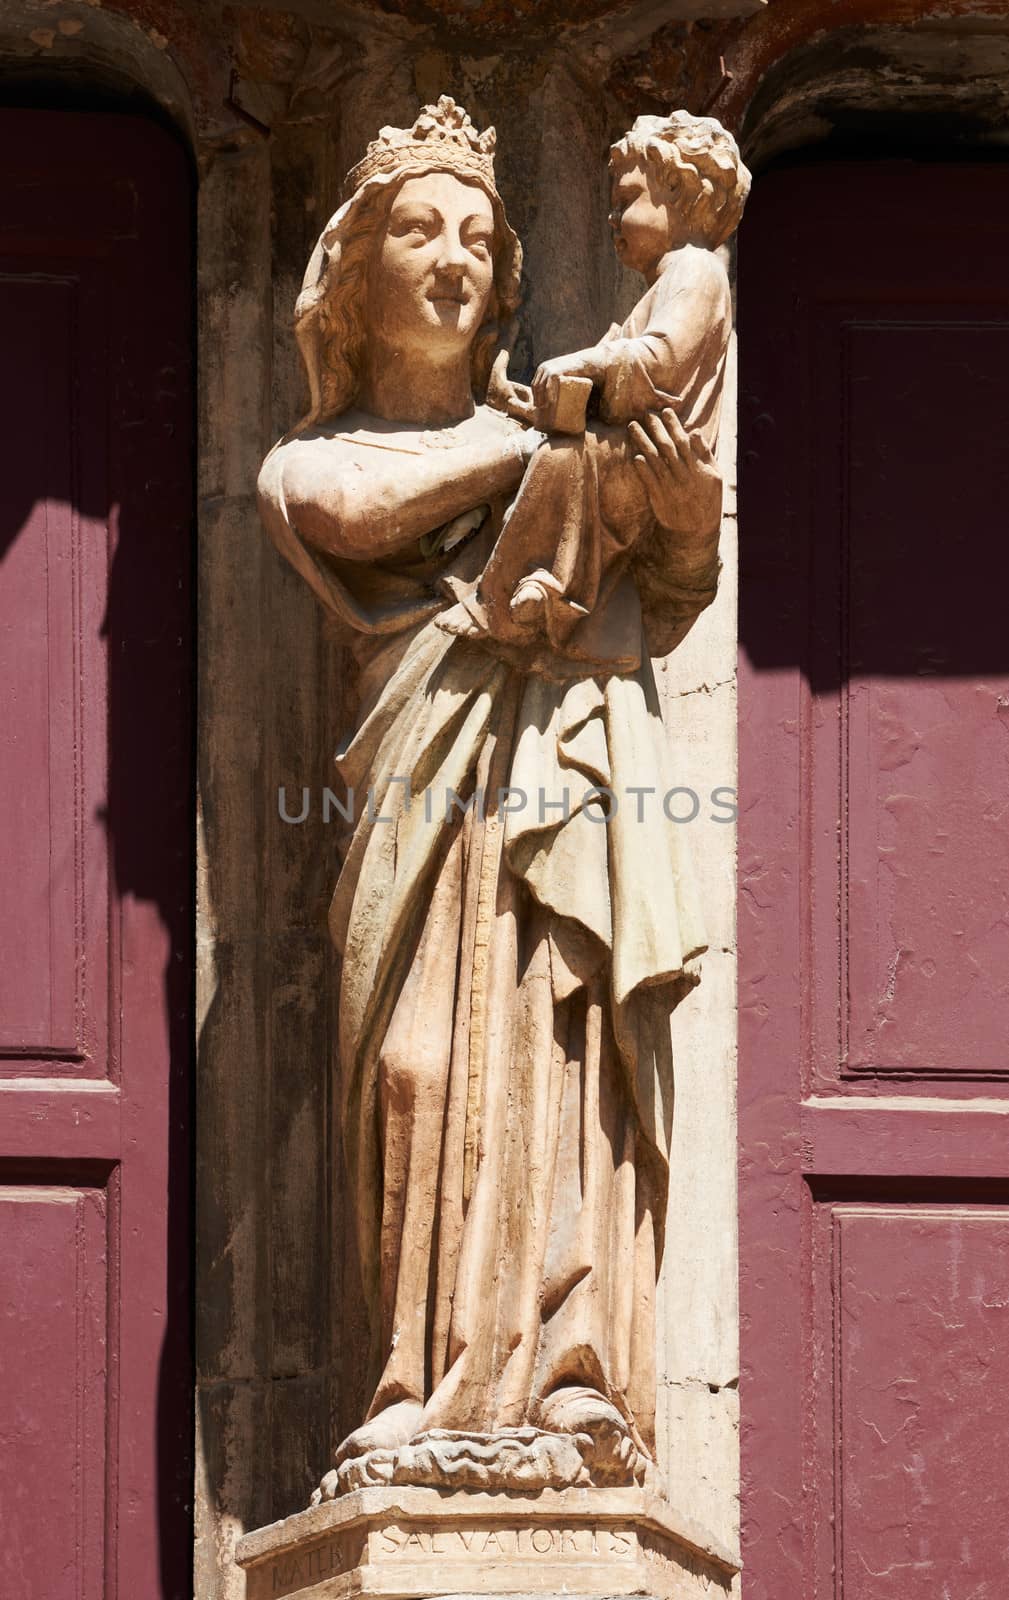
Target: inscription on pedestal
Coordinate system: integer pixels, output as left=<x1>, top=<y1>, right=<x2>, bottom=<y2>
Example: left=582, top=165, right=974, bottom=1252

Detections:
left=258, top=1531, right=365, bottom=1599
left=255, top=1522, right=682, bottom=1599
left=375, top=1523, right=636, bottom=1558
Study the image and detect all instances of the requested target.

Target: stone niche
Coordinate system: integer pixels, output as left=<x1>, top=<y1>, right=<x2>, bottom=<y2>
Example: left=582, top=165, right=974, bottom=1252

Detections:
left=236, top=1485, right=737, bottom=1600
left=236, top=79, right=748, bottom=1600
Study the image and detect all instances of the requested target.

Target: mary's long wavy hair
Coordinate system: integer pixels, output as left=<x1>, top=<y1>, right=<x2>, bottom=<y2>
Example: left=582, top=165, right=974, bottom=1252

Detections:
left=292, top=168, right=523, bottom=432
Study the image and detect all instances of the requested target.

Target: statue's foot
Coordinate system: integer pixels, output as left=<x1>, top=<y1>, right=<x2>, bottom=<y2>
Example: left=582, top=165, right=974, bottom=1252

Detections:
left=334, top=1399, right=424, bottom=1468
left=538, top=1385, right=642, bottom=1485
left=310, top=1399, right=424, bottom=1502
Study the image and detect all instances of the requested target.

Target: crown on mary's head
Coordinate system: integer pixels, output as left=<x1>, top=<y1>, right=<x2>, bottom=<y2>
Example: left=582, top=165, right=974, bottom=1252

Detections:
left=343, top=96, right=498, bottom=201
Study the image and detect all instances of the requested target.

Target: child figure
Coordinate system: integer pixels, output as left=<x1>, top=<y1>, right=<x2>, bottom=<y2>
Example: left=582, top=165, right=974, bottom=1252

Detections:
left=467, top=110, right=749, bottom=662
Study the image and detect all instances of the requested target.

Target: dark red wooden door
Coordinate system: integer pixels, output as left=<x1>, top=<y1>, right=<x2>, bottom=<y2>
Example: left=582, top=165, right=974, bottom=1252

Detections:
left=0, top=112, right=193, bottom=1598
left=739, top=161, right=1009, bottom=1598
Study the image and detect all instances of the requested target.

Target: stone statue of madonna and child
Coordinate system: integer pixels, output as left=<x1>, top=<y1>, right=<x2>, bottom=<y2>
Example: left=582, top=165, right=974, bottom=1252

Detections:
left=256, top=94, right=749, bottom=1509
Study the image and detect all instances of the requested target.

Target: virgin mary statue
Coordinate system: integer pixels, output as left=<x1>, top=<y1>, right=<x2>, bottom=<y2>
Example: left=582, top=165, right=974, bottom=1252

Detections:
left=257, top=96, right=724, bottom=1497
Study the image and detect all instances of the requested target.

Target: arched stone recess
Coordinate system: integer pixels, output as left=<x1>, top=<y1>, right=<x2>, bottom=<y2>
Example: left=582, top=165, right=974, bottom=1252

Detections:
left=0, top=0, right=196, bottom=137
left=178, top=20, right=749, bottom=1600
left=739, top=18, right=1009, bottom=165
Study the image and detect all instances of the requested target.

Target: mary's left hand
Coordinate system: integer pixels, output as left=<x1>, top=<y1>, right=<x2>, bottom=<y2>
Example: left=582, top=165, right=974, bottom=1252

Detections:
left=629, top=408, right=723, bottom=539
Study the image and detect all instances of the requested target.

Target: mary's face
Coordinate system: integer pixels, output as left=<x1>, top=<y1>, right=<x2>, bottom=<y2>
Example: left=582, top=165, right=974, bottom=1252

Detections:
left=371, top=173, right=496, bottom=356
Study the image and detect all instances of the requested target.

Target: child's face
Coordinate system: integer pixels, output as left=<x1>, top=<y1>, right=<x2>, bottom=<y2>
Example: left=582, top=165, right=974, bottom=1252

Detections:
left=609, top=163, right=684, bottom=276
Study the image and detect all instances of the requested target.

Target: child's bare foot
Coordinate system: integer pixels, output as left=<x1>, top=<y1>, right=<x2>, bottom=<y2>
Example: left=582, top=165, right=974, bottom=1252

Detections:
left=509, top=570, right=588, bottom=641
left=509, top=573, right=553, bottom=628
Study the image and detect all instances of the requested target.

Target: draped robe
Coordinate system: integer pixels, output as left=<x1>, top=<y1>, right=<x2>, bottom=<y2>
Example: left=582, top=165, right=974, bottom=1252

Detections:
left=257, top=405, right=720, bottom=1464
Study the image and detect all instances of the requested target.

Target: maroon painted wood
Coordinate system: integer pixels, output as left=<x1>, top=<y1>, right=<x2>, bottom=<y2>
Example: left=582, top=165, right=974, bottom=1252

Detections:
left=739, top=161, right=1009, bottom=1598
left=0, top=112, right=193, bottom=1598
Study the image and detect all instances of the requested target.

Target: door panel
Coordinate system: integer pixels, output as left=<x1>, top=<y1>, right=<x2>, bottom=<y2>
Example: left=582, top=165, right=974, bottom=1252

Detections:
left=739, top=162, right=1009, bottom=1598
left=1, top=272, right=109, bottom=1066
left=808, top=310, right=1009, bottom=1086
left=0, top=112, right=193, bottom=1598
left=0, top=1185, right=109, bottom=1600
left=810, top=1202, right=1009, bottom=1600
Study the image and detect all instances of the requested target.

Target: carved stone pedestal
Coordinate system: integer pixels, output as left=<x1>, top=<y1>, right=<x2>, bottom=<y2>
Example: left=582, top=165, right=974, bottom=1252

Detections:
left=235, top=1486, right=738, bottom=1600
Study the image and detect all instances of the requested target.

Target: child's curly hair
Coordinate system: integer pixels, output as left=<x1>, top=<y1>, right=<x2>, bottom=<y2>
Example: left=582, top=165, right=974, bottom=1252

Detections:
left=610, top=110, right=750, bottom=251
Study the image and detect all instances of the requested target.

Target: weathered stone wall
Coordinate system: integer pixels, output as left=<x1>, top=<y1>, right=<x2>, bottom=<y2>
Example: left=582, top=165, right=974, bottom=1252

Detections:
left=2, top=2, right=1006, bottom=1595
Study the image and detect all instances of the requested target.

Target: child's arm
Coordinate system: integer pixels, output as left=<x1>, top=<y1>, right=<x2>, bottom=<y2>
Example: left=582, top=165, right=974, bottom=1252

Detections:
left=600, top=249, right=730, bottom=422
left=528, top=343, right=612, bottom=417
left=527, top=249, right=731, bottom=427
